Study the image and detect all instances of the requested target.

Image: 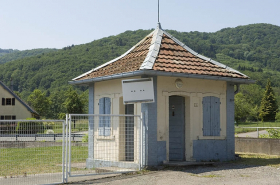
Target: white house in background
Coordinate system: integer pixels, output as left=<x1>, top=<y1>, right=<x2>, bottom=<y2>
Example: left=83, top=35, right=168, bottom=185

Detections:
left=70, top=23, right=255, bottom=168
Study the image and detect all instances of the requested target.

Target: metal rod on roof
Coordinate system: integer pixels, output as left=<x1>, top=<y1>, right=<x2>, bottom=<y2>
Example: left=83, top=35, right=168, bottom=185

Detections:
left=158, top=0, right=160, bottom=23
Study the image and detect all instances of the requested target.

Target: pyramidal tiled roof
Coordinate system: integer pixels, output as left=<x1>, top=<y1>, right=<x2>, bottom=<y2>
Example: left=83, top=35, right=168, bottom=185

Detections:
left=72, top=23, right=251, bottom=82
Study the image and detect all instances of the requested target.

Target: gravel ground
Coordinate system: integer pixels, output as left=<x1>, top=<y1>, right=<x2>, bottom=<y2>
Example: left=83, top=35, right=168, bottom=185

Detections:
left=66, top=163, right=280, bottom=185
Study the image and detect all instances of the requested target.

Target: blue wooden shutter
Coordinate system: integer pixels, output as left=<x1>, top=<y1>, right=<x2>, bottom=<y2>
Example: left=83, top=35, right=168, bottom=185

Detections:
left=99, top=98, right=105, bottom=136
left=104, top=97, right=111, bottom=136
left=203, top=96, right=221, bottom=136
left=203, top=96, right=211, bottom=136
left=211, top=97, right=220, bottom=136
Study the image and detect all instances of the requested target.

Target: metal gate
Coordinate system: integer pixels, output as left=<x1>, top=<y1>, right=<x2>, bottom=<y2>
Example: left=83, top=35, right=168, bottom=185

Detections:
left=65, top=114, right=143, bottom=181
left=0, top=115, right=142, bottom=184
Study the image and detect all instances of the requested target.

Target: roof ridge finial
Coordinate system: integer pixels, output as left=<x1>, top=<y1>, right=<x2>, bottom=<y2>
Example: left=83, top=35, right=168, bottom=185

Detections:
left=158, top=0, right=160, bottom=23
left=157, top=22, right=162, bottom=29
left=157, top=0, right=162, bottom=29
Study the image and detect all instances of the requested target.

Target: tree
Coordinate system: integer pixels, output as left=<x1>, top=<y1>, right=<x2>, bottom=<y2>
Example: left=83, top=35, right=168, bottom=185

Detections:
left=64, top=87, right=86, bottom=129
left=27, top=89, right=52, bottom=118
left=49, top=90, right=67, bottom=119
left=259, top=79, right=278, bottom=121
left=235, top=92, right=258, bottom=123
left=64, top=87, right=85, bottom=114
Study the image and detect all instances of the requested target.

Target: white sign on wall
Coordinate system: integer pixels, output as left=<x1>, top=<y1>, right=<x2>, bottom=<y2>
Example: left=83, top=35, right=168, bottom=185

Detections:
left=122, top=78, right=154, bottom=104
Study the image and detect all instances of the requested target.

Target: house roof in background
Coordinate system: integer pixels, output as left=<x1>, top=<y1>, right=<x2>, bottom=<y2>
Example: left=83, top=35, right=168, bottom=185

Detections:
left=0, top=81, right=39, bottom=115
left=72, top=23, right=252, bottom=83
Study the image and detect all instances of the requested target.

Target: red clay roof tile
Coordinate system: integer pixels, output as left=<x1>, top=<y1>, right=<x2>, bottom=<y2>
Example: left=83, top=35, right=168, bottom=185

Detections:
left=75, top=30, right=248, bottom=81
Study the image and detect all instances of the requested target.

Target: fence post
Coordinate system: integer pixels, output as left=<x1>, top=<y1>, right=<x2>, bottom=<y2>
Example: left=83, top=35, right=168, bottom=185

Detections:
left=140, top=113, right=143, bottom=170
left=65, top=114, right=69, bottom=183
left=68, top=114, right=72, bottom=176
left=257, top=128, right=259, bottom=138
left=62, top=120, right=66, bottom=183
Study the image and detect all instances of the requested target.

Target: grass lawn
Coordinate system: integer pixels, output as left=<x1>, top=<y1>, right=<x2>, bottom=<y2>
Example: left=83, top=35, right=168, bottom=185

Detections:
left=235, top=121, right=280, bottom=134
left=0, top=146, right=88, bottom=177
left=235, top=153, right=280, bottom=168
left=52, top=122, right=88, bottom=134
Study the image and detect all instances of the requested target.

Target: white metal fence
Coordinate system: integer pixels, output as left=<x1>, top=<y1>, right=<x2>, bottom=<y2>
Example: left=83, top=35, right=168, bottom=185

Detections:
left=66, top=114, right=142, bottom=179
left=0, top=119, right=66, bottom=185
left=0, top=114, right=142, bottom=184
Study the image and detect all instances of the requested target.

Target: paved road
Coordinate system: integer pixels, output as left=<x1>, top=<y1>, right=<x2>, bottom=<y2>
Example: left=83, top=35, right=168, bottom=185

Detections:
left=0, top=134, right=84, bottom=142
left=236, top=130, right=268, bottom=138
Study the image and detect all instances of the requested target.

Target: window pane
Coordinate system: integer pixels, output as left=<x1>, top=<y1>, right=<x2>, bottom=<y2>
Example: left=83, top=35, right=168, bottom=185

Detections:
left=6, top=98, right=11, bottom=105
left=5, top=116, right=12, bottom=120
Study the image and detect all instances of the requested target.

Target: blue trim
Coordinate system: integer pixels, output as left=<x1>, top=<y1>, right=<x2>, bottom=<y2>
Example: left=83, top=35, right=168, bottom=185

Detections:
left=157, top=141, right=166, bottom=164
left=87, top=84, right=94, bottom=167
left=0, top=81, right=39, bottom=115
left=141, top=76, right=160, bottom=166
left=193, top=140, right=227, bottom=161
left=226, top=82, right=235, bottom=160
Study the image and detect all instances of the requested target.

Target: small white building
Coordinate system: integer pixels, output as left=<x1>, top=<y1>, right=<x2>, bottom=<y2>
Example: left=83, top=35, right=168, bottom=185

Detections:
left=70, top=23, right=254, bottom=167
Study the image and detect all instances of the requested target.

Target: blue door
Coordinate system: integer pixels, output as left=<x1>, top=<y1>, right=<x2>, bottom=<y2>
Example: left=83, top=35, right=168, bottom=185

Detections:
left=169, top=96, right=185, bottom=161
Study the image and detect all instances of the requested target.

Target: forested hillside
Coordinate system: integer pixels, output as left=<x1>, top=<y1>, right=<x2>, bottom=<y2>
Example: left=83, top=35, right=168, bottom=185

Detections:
left=1, top=23, right=280, bottom=120
left=0, top=48, right=17, bottom=56
left=0, top=48, right=57, bottom=64
left=0, top=29, right=153, bottom=99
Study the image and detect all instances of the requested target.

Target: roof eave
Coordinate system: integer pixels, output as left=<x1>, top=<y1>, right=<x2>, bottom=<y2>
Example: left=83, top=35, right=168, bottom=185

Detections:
left=68, top=70, right=255, bottom=86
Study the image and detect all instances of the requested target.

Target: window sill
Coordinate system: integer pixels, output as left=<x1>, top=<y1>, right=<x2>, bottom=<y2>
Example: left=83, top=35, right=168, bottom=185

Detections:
left=96, top=135, right=115, bottom=140
left=198, top=136, right=226, bottom=140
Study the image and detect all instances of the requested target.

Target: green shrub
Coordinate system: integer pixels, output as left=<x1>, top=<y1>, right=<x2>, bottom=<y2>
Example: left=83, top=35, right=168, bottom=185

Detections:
left=82, top=134, right=88, bottom=143
left=259, top=134, right=269, bottom=138
left=16, top=118, right=44, bottom=134
left=43, top=121, right=54, bottom=129
left=58, top=113, right=66, bottom=120
left=267, top=129, right=280, bottom=139
left=259, top=129, right=280, bottom=139
left=275, top=112, right=280, bottom=121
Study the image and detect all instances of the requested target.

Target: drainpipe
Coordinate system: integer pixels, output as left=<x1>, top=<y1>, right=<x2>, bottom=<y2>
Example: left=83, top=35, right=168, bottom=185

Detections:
left=234, top=84, right=240, bottom=95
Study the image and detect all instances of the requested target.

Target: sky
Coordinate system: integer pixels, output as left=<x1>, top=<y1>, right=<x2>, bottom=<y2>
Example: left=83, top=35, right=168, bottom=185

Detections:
left=1, top=0, right=280, bottom=50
